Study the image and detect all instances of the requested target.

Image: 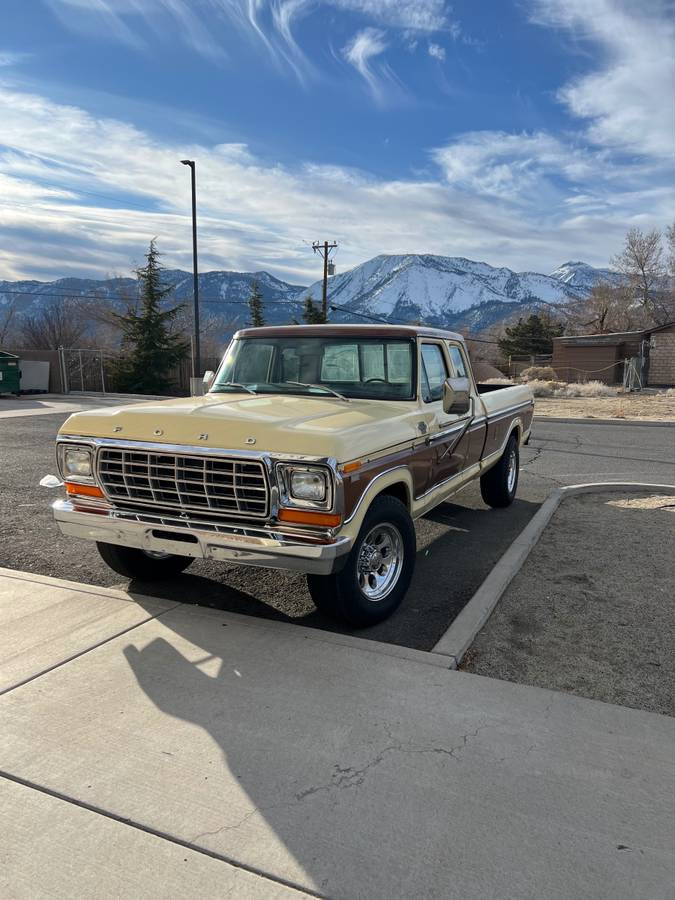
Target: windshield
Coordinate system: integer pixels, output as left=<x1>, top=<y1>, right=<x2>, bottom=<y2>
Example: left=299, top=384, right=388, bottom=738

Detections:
left=211, top=336, right=416, bottom=401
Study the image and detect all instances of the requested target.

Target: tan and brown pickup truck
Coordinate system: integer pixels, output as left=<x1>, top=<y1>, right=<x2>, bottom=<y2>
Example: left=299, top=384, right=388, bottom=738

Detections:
left=51, top=325, right=533, bottom=625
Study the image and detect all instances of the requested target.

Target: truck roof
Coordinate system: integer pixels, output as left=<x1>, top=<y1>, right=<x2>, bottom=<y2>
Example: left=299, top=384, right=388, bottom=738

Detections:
left=234, top=324, right=466, bottom=342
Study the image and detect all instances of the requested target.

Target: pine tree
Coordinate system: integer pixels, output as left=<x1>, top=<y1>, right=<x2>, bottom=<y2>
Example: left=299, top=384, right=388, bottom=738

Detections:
left=247, top=279, right=265, bottom=327
left=498, top=314, right=564, bottom=358
left=302, top=294, right=327, bottom=324
left=111, top=240, right=189, bottom=394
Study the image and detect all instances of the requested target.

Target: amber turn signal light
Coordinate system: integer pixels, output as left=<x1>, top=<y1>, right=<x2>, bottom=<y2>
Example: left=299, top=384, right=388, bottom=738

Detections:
left=278, top=508, right=342, bottom=527
left=342, top=460, right=363, bottom=474
left=65, top=482, right=105, bottom=499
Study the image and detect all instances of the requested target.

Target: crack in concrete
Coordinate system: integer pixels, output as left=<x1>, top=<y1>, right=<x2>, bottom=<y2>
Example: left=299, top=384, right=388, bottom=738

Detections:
left=295, top=722, right=490, bottom=802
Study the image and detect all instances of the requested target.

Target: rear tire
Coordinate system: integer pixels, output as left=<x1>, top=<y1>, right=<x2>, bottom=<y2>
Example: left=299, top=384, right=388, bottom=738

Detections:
left=306, top=495, right=416, bottom=628
left=480, top=433, right=519, bottom=508
left=96, top=542, right=193, bottom=580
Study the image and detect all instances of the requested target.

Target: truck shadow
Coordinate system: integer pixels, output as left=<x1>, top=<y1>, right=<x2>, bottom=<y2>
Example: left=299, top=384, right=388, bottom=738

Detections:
left=127, top=489, right=541, bottom=652
left=115, top=494, right=540, bottom=891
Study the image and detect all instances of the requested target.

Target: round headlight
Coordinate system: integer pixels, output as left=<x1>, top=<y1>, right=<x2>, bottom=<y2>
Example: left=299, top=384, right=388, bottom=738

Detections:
left=63, top=448, right=93, bottom=477
left=290, top=469, right=327, bottom=502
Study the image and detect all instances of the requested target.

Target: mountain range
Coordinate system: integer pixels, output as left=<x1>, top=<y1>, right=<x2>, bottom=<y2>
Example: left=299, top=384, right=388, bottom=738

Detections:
left=0, top=255, right=616, bottom=336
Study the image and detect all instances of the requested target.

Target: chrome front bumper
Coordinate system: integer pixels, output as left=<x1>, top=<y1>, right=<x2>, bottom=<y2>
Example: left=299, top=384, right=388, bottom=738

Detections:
left=53, top=499, right=352, bottom=575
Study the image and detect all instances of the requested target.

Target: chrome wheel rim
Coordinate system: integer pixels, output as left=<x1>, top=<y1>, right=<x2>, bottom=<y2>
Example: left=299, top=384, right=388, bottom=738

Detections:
left=357, top=523, right=403, bottom=601
left=506, top=448, right=518, bottom=493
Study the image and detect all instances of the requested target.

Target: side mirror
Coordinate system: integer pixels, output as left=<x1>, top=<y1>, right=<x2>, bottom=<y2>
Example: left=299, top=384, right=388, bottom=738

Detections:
left=442, top=377, right=471, bottom=416
left=203, top=370, right=215, bottom=392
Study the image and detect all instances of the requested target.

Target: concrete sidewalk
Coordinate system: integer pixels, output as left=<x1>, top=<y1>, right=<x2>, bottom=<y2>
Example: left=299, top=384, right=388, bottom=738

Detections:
left=2, top=568, right=675, bottom=898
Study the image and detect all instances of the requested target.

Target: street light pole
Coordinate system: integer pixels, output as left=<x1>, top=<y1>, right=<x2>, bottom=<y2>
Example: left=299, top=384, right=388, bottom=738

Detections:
left=180, top=159, right=200, bottom=377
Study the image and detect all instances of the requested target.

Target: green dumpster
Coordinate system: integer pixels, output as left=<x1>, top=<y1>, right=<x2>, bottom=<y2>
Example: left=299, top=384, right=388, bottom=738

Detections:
left=0, top=351, right=21, bottom=396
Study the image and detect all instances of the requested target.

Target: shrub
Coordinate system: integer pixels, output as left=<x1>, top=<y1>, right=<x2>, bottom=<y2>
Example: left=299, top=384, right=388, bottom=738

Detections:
left=524, top=379, right=616, bottom=398
left=520, top=365, right=558, bottom=381
left=559, top=381, right=616, bottom=398
left=525, top=379, right=563, bottom=397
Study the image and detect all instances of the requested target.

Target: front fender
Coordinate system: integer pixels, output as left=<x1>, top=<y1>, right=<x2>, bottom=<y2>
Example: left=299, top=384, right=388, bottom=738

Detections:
left=338, top=466, right=414, bottom=543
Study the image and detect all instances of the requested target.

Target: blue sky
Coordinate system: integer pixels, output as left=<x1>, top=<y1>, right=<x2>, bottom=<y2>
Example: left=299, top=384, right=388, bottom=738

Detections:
left=1, top=0, right=674, bottom=284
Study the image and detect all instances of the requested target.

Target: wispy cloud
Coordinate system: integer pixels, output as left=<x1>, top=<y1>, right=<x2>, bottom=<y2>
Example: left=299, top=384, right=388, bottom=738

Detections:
left=44, top=0, right=457, bottom=96
left=342, top=27, right=391, bottom=101
left=433, top=131, right=610, bottom=202
left=0, top=51, right=30, bottom=67
left=530, top=0, right=675, bottom=159
left=428, top=42, right=445, bottom=60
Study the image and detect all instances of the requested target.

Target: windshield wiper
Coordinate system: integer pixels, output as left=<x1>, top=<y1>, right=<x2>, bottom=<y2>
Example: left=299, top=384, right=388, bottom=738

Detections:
left=212, top=381, right=256, bottom=395
left=286, top=381, right=350, bottom=402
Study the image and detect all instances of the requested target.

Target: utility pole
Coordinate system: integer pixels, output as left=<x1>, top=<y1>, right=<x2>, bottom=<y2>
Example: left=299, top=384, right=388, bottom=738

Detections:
left=312, top=240, right=338, bottom=319
left=180, top=159, right=200, bottom=377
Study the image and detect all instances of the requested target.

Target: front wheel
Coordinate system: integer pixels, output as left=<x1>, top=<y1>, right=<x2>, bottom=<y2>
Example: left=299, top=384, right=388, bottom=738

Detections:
left=96, top=542, right=193, bottom=580
left=306, top=495, right=416, bottom=627
left=480, top=433, right=519, bottom=508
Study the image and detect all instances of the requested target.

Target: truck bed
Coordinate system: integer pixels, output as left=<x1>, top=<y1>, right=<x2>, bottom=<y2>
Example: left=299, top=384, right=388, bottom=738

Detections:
left=475, top=382, right=533, bottom=419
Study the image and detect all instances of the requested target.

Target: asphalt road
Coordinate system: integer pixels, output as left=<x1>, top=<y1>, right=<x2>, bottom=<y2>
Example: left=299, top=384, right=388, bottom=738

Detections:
left=1, top=402, right=673, bottom=650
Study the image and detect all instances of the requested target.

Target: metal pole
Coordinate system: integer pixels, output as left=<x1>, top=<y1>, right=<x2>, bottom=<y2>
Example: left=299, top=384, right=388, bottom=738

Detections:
left=58, top=346, right=68, bottom=394
left=100, top=351, right=106, bottom=395
left=79, top=350, right=84, bottom=391
left=190, top=164, right=200, bottom=376
left=181, top=159, right=200, bottom=377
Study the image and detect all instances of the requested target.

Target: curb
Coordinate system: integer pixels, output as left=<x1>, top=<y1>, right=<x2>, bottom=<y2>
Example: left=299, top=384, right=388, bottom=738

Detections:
left=431, top=482, right=675, bottom=668
left=534, top=415, right=675, bottom=428
left=0, top=568, right=453, bottom=672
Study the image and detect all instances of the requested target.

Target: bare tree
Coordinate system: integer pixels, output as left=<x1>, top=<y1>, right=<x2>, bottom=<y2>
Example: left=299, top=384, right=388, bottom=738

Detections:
left=563, top=281, right=643, bottom=334
left=610, top=227, right=668, bottom=324
left=21, top=299, right=88, bottom=350
left=0, top=298, right=19, bottom=345
left=170, top=307, right=239, bottom=364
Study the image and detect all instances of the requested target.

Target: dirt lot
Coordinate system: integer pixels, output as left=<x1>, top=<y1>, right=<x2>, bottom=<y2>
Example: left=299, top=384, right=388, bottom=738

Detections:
left=536, top=390, right=675, bottom=422
left=463, top=491, right=675, bottom=716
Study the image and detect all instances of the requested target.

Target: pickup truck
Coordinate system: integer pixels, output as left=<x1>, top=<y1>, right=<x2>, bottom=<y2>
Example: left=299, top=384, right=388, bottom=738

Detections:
left=51, top=325, right=534, bottom=626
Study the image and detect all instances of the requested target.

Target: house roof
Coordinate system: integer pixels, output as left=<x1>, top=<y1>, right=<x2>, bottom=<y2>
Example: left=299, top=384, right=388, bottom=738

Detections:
left=553, top=330, right=646, bottom=346
left=554, top=320, right=675, bottom=345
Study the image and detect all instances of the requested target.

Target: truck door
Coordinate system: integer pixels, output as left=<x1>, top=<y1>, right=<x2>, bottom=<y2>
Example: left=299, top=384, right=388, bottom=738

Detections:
left=446, top=342, right=487, bottom=468
left=420, top=342, right=471, bottom=492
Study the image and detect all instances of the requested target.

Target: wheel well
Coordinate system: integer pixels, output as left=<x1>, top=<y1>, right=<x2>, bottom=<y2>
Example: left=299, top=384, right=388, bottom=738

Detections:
left=510, top=424, right=521, bottom=444
left=377, top=480, right=411, bottom=511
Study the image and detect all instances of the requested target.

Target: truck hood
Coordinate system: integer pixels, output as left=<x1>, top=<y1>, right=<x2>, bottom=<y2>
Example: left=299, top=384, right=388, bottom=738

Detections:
left=59, top=392, right=425, bottom=461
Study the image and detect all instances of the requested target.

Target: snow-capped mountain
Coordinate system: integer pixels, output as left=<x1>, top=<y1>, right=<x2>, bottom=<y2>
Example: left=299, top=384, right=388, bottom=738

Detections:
left=0, top=269, right=306, bottom=325
left=0, top=254, right=614, bottom=337
left=549, top=260, right=622, bottom=291
left=302, top=254, right=599, bottom=330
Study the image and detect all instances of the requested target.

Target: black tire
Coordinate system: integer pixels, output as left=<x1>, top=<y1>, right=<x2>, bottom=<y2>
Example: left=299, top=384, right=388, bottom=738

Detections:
left=480, top=433, right=519, bottom=508
left=96, top=542, right=193, bottom=580
left=306, top=495, right=416, bottom=628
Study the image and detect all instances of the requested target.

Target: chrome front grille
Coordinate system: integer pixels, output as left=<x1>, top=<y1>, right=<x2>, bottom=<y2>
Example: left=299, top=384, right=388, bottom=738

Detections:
left=97, top=448, right=269, bottom=518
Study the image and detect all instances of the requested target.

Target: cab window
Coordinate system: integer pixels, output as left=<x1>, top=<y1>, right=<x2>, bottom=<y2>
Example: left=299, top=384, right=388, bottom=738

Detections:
left=420, top=343, right=448, bottom=403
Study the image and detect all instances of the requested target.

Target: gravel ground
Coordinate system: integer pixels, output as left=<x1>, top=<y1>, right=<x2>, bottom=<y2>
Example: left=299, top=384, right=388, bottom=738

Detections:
left=0, top=412, right=538, bottom=651
left=463, top=491, right=675, bottom=716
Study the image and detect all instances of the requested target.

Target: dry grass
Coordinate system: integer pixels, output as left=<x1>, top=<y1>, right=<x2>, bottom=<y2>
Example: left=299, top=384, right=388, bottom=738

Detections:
left=535, top=389, right=675, bottom=422
left=526, top=379, right=616, bottom=399
left=482, top=377, right=675, bottom=421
